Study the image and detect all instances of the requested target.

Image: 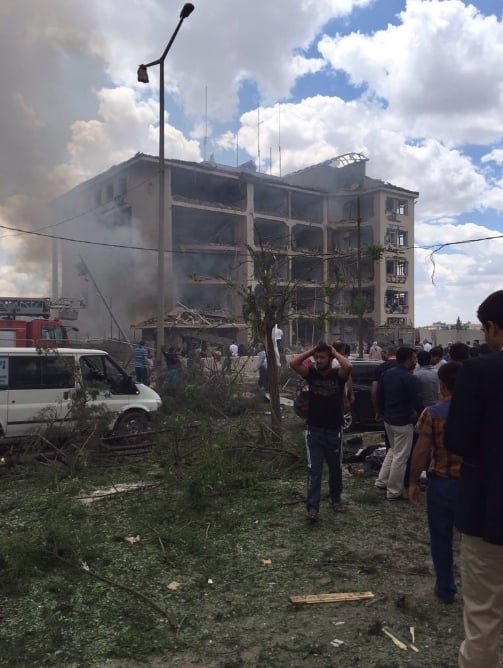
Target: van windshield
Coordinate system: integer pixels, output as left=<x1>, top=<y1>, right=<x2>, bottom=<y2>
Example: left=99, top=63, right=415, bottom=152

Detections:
left=80, top=355, right=136, bottom=395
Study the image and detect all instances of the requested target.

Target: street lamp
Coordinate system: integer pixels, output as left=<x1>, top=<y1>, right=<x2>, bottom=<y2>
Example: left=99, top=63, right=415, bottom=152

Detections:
left=137, top=3, right=195, bottom=368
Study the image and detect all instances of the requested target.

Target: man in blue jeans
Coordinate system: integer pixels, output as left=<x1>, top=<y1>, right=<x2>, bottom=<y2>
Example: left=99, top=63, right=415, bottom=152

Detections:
left=290, top=342, right=352, bottom=522
left=408, top=362, right=463, bottom=603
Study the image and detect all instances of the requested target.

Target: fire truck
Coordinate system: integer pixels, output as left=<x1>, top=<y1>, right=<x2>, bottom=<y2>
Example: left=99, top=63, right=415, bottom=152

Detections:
left=0, top=298, right=82, bottom=347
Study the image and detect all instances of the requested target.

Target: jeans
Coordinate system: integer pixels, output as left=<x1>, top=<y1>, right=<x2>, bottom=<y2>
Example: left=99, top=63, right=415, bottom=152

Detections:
left=426, top=475, right=459, bottom=600
left=135, top=366, right=149, bottom=386
left=305, top=426, right=343, bottom=511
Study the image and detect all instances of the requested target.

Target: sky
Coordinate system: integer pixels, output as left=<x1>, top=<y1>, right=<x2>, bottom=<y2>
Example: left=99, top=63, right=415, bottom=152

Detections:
left=1, top=0, right=503, bottom=327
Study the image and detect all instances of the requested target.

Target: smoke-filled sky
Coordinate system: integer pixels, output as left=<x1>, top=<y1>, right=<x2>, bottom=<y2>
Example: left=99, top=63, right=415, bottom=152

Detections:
left=1, top=0, right=502, bottom=326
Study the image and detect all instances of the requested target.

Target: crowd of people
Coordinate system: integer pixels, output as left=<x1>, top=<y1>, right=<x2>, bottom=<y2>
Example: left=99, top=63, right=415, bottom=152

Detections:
left=290, top=290, right=503, bottom=668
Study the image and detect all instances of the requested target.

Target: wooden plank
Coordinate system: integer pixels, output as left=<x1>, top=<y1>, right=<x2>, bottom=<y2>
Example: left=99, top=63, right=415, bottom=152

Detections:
left=289, top=591, right=374, bottom=605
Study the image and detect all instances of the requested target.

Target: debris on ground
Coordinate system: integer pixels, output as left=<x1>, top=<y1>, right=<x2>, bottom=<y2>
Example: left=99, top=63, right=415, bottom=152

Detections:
left=289, top=591, right=374, bottom=605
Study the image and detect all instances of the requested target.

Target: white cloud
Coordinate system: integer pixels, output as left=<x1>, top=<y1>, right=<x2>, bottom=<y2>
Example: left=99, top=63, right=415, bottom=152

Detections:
left=414, top=221, right=503, bottom=324
left=318, top=0, right=503, bottom=145
left=0, top=0, right=502, bottom=331
left=51, top=87, right=201, bottom=190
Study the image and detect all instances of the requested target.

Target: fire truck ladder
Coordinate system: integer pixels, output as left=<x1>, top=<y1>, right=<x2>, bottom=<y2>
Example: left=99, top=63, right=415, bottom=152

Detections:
left=0, top=297, right=84, bottom=319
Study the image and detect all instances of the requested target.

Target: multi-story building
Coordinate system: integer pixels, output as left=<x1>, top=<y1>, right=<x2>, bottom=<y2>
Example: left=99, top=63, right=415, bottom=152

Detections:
left=51, top=152, right=417, bottom=349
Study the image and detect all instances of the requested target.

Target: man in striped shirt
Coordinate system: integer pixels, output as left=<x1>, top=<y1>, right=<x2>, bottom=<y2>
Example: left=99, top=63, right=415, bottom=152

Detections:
left=134, top=340, right=149, bottom=386
left=408, top=362, right=463, bottom=603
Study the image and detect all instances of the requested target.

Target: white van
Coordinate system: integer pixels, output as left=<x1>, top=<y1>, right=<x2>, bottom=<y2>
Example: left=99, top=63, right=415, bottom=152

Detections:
left=0, top=348, right=162, bottom=438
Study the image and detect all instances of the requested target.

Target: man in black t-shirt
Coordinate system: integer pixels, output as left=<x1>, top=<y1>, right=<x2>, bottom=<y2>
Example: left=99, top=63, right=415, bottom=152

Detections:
left=290, top=343, right=352, bottom=522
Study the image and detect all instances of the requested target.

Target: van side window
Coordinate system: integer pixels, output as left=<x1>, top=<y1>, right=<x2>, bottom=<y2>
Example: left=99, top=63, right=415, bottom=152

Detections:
left=80, top=355, right=134, bottom=395
left=10, top=356, right=75, bottom=389
left=42, top=357, right=75, bottom=388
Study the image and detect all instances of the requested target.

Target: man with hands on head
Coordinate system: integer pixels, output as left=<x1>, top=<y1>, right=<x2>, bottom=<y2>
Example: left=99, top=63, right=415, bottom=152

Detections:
left=290, top=343, right=352, bottom=522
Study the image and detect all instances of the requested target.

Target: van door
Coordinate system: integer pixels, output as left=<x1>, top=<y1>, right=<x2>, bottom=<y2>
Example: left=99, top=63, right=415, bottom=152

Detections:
left=6, top=354, right=75, bottom=437
left=78, top=354, right=137, bottom=424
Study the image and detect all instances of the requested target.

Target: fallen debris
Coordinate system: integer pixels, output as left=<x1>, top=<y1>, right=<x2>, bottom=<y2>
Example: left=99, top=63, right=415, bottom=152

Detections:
left=77, top=482, right=161, bottom=504
left=289, top=591, right=374, bottom=605
left=382, top=626, right=419, bottom=652
left=330, top=638, right=344, bottom=648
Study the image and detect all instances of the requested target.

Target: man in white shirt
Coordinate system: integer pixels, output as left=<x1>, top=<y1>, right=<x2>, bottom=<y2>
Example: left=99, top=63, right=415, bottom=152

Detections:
left=229, top=342, right=238, bottom=357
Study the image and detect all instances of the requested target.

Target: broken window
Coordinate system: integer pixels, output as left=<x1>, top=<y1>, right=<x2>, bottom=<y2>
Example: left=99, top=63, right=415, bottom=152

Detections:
left=331, top=256, right=374, bottom=283
left=291, top=224, right=323, bottom=252
left=385, top=290, right=408, bottom=314
left=291, top=256, right=324, bottom=283
left=174, top=250, right=239, bottom=283
left=291, top=316, right=325, bottom=348
left=385, top=197, right=408, bottom=216
left=291, top=191, right=323, bottom=223
left=254, top=184, right=288, bottom=216
left=171, top=167, right=246, bottom=210
left=173, top=207, right=245, bottom=247
left=178, top=284, right=236, bottom=313
left=292, top=288, right=327, bottom=315
left=386, top=259, right=408, bottom=282
left=385, top=227, right=407, bottom=248
left=253, top=253, right=289, bottom=281
left=254, top=219, right=288, bottom=249
left=106, top=182, right=114, bottom=201
left=330, top=226, right=373, bottom=253
left=341, top=195, right=374, bottom=221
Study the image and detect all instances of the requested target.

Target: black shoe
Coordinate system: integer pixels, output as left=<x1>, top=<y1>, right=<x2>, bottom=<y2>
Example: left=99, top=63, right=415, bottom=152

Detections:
left=434, top=588, right=455, bottom=604
left=305, top=508, right=319, bottom=522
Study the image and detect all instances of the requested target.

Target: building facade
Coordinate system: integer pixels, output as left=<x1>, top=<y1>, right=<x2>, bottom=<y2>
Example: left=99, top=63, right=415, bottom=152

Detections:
left=52, top=152, right=417, bottom=349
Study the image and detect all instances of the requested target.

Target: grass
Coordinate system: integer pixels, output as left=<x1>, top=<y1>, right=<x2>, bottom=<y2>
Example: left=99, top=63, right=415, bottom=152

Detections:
left=0, top=409, right=469, bottom=668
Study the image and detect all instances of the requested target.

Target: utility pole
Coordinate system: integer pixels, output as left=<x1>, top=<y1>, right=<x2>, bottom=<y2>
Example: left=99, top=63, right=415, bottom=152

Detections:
left=356, top=194, right=364, bottom=359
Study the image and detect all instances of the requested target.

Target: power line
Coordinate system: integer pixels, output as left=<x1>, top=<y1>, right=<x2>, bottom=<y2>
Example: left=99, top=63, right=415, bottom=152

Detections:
left=1, top=220, right=502, bottom=258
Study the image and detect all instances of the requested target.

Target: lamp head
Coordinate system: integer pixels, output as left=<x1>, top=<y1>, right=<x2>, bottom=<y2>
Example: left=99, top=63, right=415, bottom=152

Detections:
left=180, top=3, right=194, bottom=19
left=137, top=64, right=149, bottom=84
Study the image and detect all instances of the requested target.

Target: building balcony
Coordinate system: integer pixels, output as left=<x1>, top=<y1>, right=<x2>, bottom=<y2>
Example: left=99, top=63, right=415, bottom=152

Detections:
left=385, top=306, right=409, bottom=315
left=386, top=274, right=407, bottom=284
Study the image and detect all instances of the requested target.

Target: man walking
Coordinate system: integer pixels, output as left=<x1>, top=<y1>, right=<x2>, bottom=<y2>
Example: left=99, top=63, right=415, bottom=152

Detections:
left=134, top=340, right=149, bottom=386
left=408, top=362, right=463, bottom=603
left=445, top=290, right=503, bottom=668
left=414, top=350, right=439, bottom=408
left=374, top=347, right=422, bottom=500
left=290, top=343, right=352, bottom=522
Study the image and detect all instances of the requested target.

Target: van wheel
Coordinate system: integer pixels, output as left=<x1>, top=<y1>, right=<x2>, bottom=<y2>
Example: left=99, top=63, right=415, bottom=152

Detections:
left=116, top=410, right=148, bottom=436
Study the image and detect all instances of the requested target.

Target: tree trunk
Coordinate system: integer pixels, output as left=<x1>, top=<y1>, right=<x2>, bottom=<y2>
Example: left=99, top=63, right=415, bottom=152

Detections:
left=265, top=328, right=282, bottom=446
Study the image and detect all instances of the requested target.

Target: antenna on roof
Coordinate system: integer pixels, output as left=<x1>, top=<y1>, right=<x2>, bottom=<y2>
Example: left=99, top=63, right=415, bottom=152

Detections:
left=203, top=86, right=208, bottom=162
left=257, top=103, right=261, bottom=173
left=278, top=103, right=282, bottom=177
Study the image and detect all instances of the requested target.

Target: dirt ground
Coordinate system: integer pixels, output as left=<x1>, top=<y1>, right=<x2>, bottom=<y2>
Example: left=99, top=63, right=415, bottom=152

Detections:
left=98, top=430, right=467, bottom=668
left=3, top=403, right=496, bottom=668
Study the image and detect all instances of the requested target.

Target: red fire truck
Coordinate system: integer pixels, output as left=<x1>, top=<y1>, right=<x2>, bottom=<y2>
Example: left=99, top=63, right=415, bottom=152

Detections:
left=0, top=298, right=80, bottom=347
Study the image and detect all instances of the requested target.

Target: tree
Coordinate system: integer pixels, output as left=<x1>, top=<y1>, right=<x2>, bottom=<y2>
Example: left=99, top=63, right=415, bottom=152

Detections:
left=239, top=245, right=291, bottom=445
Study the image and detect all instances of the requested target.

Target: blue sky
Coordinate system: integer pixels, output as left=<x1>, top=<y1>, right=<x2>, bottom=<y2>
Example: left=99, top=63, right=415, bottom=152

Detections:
left=1, top=0, right=503, bottom=328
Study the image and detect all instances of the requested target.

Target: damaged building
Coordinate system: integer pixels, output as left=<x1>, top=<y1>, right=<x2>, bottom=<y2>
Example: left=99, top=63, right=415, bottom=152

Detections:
left=51, top=152, right=417, bottom=349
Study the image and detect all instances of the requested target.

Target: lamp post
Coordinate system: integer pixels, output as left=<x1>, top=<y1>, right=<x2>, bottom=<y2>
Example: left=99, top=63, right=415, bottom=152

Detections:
left=137, top=3, right=195, bottom=368
left=355, top=194, right=363, bottom=359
